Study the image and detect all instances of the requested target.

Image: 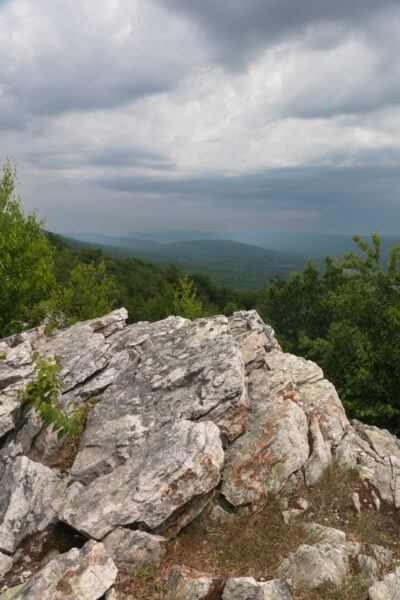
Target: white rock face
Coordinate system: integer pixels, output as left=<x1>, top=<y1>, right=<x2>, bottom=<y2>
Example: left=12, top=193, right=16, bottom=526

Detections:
left=71, top=314, right=246, bottom=485
left=58, top=420, right=224, bottom=539
left=222, top=367, right=309, bottom=506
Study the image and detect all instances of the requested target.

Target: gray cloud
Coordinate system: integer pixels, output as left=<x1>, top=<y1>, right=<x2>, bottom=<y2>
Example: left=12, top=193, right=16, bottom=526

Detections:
left=154, top=0, right=395, bottom=68
left=1, top=0, right=400, bottom=235
left=90, top=164, right=400, bottom=233
left=0, top=0, right=203, bottom=130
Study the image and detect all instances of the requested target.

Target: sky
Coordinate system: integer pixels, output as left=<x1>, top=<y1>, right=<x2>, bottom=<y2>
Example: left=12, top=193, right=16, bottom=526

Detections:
left=1, top=0, right=400, bottom=235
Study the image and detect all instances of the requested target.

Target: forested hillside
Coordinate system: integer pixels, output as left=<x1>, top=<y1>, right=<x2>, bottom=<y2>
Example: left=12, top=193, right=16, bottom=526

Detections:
left=58, top=233, right=305, bottom=289
left=1, top=160, right=399, bottom=435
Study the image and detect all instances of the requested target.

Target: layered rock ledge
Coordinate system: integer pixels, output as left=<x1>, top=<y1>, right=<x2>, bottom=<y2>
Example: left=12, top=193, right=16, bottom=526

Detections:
left=0, top=308, right=399, bottom=599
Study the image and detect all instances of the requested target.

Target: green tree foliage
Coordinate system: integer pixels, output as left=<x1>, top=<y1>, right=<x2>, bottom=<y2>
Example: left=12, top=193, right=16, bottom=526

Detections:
left=261, top=235, right=400, bottom=434
left=50, top=260, right=118, bottom=323
left=173, top=276, right=206, bottom=320
left=0, top=160, right=55, bottom=336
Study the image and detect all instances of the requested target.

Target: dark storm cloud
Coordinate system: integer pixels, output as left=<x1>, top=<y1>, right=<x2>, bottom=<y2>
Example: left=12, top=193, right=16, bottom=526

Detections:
left=23, top=147, right=175, bottom=171
left=93, top=163, right=400, bottom=233
left=154, top=0, right=395, bottom=68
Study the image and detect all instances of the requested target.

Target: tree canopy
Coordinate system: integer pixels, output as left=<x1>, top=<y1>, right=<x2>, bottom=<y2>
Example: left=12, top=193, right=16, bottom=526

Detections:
left=0, top=160, right=55, bottom=336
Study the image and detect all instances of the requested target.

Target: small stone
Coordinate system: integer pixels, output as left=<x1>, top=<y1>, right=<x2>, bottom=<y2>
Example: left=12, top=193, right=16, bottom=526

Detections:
left=350, top=492, right=361, bottom=517
left=0, top=552, right=13, bottom=578
left=278, top=542, right=353, bottom=589
left=371, top=490, right=381, bottom=512
left=102, top=529, right=165, bottom=570
left=209, top=504, right=234, bottom=523
left=167, top=565, right=222, bottom=600
left=41, top=548, right=60, bottom=566
left=297, top=498, right=309, bottom=511
left=282, top=509, right=303, bottom=525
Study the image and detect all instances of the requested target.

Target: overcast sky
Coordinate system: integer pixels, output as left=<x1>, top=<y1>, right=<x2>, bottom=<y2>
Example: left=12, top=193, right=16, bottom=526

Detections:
left=1, top=0, right=400, bottom=234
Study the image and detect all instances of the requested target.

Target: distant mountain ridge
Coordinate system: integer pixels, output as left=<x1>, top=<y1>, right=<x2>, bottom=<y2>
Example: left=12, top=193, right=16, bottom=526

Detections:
left=58, top=233, right=306, bottom=289
left=128, top=229, right=400, bottom=259
left=58, top=229, right=400, bottom=290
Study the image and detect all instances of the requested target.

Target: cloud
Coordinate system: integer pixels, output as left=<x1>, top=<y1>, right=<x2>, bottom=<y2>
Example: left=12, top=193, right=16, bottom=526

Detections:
left=1, top=0, right=400, bottom=235
left=154, top=0, right=393, bottom=68
left=0, top=0, right=204, bottom=129
left=87, top=163, right=400, bottom=233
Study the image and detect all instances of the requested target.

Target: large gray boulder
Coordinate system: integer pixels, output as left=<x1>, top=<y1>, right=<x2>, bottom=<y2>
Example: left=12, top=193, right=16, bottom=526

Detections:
left=58, top=419, right=224, bottom=539
left=2, top=306, right=400, bottom=594
left=0, top=456, right=64, bottom=555
left=278, top=541, right=360, bottom=589
left=70, top=314, right=246, bottom=485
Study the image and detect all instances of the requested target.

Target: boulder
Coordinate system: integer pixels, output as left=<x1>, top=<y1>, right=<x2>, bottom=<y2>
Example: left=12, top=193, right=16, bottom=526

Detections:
left=0, top=540, right=117, bottom=600
left=227, top=310, right=281, bottom=373
left=222, top=577, right=293, bottom=600
left=370, top=544, right=393, bottom=567
left=368, top=566, right=400, bottom=600
left=0, top=342, right=34, bottom=439
left=71, top=314, right=246, bottom=485
left=102, top=528, right=166, bottom=569
left=58, top=420, right=224, bottom=539
left=303, top=522, right=347, bottom=545
left=167, top=565, right=223, bottom=600
left=278, top=542, right=359, bottom=589
left=0, top=456, right=64, bottom=554
left=357, top=554, right=380, bottom=588
left=222, top=367, right=309, bottom=506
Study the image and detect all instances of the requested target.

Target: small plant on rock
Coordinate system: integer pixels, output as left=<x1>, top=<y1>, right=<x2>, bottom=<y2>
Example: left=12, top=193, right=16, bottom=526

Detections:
left=20, top=352, right=93, bottom=444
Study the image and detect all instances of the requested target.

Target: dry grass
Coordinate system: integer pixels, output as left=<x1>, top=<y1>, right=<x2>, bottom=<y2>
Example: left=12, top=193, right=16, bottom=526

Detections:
left=114, top=461, right=400, bottom=600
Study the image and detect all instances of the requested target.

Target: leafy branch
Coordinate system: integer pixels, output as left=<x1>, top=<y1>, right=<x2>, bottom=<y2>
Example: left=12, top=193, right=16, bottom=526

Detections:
left=20, top=352, right=95, bottom=444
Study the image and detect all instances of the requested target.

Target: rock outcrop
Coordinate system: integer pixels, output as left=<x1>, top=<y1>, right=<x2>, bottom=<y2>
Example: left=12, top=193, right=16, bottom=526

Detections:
left=0, top=308, right=399, bottom=599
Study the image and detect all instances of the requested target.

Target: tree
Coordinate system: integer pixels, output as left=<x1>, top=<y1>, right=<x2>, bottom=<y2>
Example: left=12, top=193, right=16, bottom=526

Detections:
left=261, top=235, right=400, bottom=434
left=0, top=160, right=55, bottom=336
left=51, top=260, right=118, bottom=323
left=173, top=276, right=206, bottom=320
